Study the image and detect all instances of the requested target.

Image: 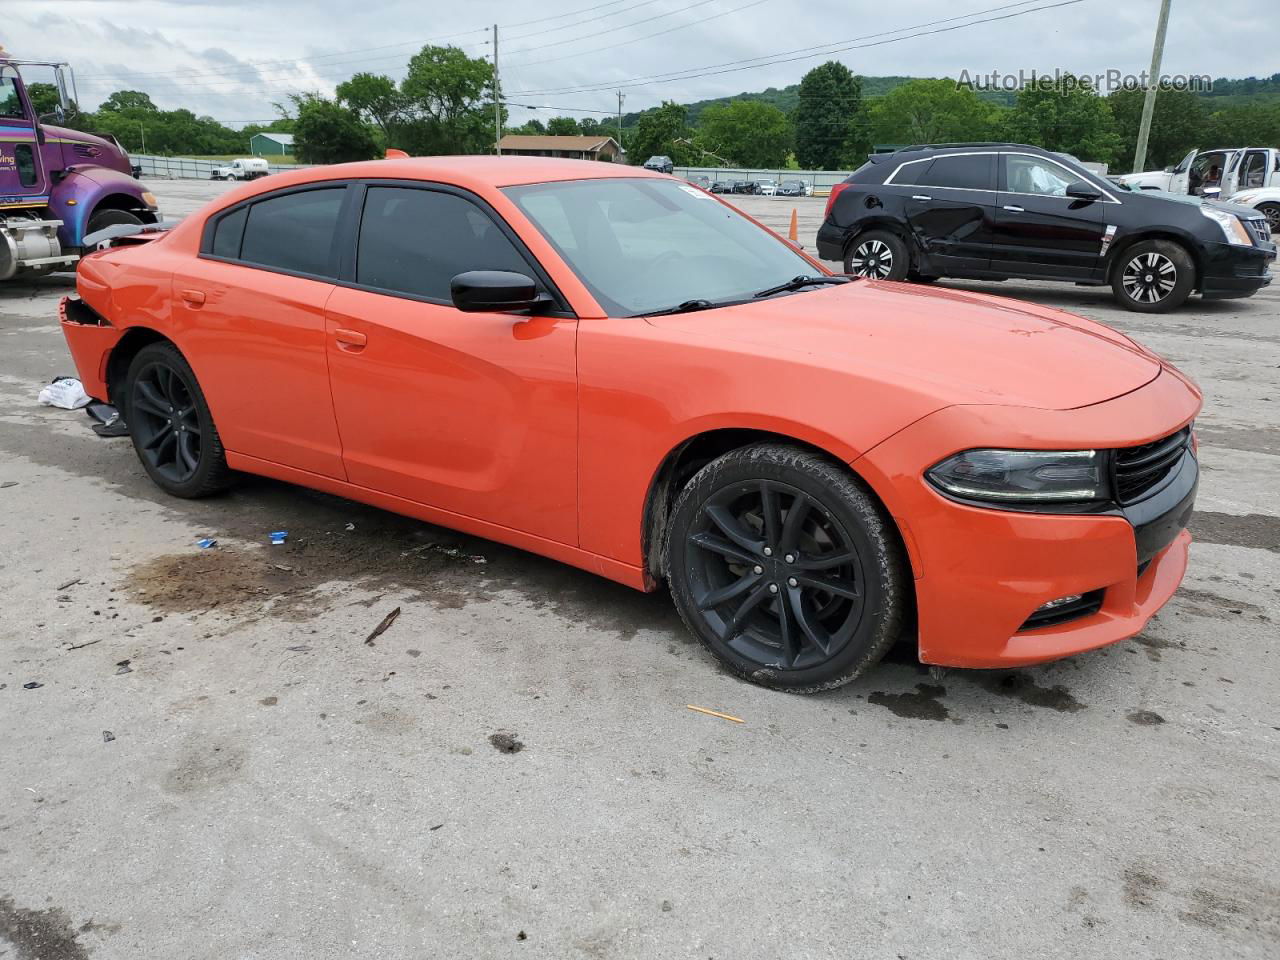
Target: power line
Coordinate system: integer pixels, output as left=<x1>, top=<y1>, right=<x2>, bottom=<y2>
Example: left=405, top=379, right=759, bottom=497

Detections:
left=507, top=0, right=1078, bottom=96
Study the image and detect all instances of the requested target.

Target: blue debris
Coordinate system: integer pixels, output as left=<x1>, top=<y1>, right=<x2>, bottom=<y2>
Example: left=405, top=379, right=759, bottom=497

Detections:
left=270, top=530, right=288, bottom=545
left=196, top=538, right=217, bottom=549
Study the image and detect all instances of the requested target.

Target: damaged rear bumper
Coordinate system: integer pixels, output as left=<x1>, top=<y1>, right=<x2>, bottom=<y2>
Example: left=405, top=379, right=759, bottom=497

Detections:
left=59, top=297, right=122, bottom=402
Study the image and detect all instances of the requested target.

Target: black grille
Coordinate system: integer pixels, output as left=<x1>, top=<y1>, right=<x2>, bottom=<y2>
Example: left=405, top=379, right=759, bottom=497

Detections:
left=1246, top=217, right=1272, bottom=246
left=1019, top=590, right=1105, bottom=631
left=1113, top=428, right=1191, bottom=504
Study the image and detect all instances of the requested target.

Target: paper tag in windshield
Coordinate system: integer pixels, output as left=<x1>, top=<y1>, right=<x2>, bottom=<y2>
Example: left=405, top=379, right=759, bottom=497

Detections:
left=678, top=184, right=714, bottom=199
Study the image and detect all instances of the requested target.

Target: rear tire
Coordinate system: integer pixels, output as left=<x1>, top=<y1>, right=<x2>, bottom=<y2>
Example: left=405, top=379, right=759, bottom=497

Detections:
left=844, top=229, right=910, bottom=281
left=665, top=443, right=908, bottom=693
left=124, top=342, right=232, bottom=498
left=1111, top=239, right=1195, bottom=313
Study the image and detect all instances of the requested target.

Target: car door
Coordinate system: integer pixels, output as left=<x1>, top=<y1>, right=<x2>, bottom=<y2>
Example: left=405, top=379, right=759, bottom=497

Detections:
left=323, top=182, right=578, bottom=544
left=169, top=183, right=350, bottom=479
left=1236, top=150, right=1269, bottom=192
left=991, top=152, right=1110, bottom=281
left=1167, top=148, right=1199, bottom=195
left=891, top=152, right=996, bottom=273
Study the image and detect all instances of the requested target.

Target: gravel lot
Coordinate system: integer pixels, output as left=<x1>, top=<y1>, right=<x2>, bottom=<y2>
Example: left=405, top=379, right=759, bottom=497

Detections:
left=1, top=178, right=1277, bottom=959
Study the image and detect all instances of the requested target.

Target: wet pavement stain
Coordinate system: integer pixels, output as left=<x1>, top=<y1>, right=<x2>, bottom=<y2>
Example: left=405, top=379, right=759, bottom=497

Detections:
left=1127, top=710, right=1166, bottom=725
left=1175, top=588, right=1267, bottom=620
left=0, top=896, right=91, bottom=960
left=969, top=672, right=1086, bottom=712
left=1123, top=867, right=1166, bottom=909
left=1189, top=511, right=1280, bottom=554
left=868, top=683, right=950, bottom=721
left=1132, top=633, right=1183, bottom=662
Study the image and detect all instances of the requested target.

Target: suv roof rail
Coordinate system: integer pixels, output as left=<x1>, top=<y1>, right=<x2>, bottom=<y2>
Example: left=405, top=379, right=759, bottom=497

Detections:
left=895, top=142, right=1039, bottom=153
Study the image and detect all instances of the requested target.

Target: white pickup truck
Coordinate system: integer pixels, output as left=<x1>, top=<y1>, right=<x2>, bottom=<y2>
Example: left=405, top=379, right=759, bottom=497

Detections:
left=1116, top=147, right=1280, bottom=199
left=210, top=157, right=270, bottom=181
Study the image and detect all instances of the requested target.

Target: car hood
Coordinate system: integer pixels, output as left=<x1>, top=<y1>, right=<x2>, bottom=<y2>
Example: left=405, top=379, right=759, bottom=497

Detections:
left=648, top=280, right=1162, bottom=411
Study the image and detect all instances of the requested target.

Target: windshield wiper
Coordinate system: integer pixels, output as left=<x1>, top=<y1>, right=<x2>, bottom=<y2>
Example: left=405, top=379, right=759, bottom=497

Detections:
left=641, top=298, right=721, bottom=317
left=752, top=275, right=852, bottom=299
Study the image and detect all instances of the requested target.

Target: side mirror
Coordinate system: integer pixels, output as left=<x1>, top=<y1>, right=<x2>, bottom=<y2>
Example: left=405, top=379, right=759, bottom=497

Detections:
left=1201, top=186, right=1221, bottom=199
left=450, top=270, right=543, bottom=313
left=1065, top=181, right=1103, bottom=201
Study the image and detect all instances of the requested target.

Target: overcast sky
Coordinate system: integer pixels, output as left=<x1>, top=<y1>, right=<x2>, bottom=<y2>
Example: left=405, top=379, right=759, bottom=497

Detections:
left=7, top=0, right=1277, bottom=127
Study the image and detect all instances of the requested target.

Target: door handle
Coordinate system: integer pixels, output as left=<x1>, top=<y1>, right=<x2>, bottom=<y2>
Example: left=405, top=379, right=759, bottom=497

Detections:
left=1003, top=205, right=1025, bottom=213
left=334, top=328, right=367, bottom=350
left=911, top=195, right=932, bottom=201
left=180, top=289, right=206, bottom=305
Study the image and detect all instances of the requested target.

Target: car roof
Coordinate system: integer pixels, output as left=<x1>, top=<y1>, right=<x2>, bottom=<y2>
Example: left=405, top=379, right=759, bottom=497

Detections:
left=236, top=156, right=667, bottom=191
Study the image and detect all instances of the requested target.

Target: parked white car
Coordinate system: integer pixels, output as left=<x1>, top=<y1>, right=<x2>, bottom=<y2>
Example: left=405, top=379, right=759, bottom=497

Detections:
left=1227, top=186, right=1280, bottom=233
left=210, top=157, right=270, bottom=181
left=757, top=179, right=777, bottom=196
left=1116, top=147, right=1280, bottom=199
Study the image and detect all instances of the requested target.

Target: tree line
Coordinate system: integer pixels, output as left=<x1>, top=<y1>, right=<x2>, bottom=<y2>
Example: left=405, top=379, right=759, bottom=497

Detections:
left=34, top=48, right=1280, bottom=173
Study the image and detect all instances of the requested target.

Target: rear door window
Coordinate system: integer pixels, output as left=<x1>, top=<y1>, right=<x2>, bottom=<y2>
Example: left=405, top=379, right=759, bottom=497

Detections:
left=355, top=186, right=533, bottom=301
left=918, top=154, right=995, bottom=191
left=239, top=187, right=346, bottom=277
left=211, top=206, right=247, bottom=259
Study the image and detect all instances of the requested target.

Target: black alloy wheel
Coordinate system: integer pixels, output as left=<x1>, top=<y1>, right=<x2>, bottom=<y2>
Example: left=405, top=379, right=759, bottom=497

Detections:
left=666, top=444, right=907, bottom=692
left=124, top=342, right=232, bottom=497
left=1111, top=239, right=1194, bottom=313
left=844, top=229, right=910, bottom=281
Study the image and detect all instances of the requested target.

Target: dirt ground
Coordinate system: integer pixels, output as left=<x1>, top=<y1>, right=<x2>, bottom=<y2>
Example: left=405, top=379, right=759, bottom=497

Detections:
left=0, top=177, right=1277, bottom=959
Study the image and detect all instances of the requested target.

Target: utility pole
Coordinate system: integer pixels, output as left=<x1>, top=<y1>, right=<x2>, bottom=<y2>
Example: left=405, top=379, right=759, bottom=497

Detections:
left=493, top=24, right=502, bottom=155
left=138, top=121, right=146, bottom=154
left=1132, top=0, right=1172, bottom=174
left=616, top=90, right=625, bottom=152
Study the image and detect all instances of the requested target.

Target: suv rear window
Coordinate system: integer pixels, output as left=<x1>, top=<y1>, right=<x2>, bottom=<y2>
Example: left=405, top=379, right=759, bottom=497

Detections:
left=239, top=187, right=345, bottom=277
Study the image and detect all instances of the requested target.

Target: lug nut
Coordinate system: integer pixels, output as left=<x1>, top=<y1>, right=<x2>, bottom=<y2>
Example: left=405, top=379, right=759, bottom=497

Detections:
left=763, top=547, right=773, bottom=556
left=784, top=553, right=795, bottom=563
left=752, top=565, right=763, bottom=575
left=788, top=577, right=798, bottom=587
left=768, top=583, right=779, bottom=594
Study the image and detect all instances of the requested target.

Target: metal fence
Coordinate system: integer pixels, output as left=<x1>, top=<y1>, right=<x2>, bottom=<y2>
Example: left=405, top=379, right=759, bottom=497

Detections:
left=133, top=154, right=312, bottom=180
left=673, top=166, right=851, bottom=195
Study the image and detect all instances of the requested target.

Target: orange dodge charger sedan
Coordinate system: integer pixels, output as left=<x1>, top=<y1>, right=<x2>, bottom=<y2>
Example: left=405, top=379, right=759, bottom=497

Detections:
left=60, top=157, right=1201, bottom=691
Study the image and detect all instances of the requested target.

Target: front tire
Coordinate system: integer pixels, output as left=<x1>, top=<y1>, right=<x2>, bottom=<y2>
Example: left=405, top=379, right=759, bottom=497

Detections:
left=1257, top=202, right=1280, bottom=233
left=86, top=208, right=143, bottom=236
left=124, top=342, right=232, bottom=498
left=1111, top=239, right=1194, bottom=313
left=844, top=230, right=910, bottom=281
left=665, top=444, right=908, bottom=692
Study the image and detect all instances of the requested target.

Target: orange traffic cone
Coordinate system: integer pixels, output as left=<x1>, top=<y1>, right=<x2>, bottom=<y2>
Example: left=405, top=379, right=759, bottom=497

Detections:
left=788, top=208, right=800, bottom=246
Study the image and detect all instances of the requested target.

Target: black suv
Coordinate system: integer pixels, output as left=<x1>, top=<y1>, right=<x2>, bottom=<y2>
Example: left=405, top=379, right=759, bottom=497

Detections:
left=816, top=142, right=1276, bottom=312
left=643, top=155, right=674, bottom=174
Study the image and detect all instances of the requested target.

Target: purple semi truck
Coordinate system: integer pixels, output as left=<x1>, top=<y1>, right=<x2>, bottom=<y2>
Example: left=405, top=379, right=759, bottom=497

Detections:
left=1, top=50, right=159, bottom=280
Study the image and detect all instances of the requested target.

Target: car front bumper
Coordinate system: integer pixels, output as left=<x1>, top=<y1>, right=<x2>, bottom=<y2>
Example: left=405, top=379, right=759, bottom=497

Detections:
left=1200, top=238, right=1275, bottom=299
left=854, top=367, right=1203, bottom=668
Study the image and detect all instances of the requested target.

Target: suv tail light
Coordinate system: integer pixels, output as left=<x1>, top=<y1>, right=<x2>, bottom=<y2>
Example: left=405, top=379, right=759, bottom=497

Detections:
left=823, top=182, right=850, bottom=219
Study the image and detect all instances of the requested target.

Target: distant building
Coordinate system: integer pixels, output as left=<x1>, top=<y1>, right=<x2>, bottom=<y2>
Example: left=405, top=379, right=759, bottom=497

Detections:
left=498, top=134, right=622, bottom=162
left=250, top=132, right=295, bottom=156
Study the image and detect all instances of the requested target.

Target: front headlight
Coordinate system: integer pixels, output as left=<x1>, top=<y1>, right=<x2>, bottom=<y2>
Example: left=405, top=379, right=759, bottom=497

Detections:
left=926, top=449, right=1108, bottom=505
left=141, top=191, right=159, bottom=209
left=1200, top=206, right=1254, bottom=246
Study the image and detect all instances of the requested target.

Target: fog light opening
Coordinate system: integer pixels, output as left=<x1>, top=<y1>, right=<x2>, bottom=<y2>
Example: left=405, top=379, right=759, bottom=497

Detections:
left=1036, top=594, right=1083, bottom=612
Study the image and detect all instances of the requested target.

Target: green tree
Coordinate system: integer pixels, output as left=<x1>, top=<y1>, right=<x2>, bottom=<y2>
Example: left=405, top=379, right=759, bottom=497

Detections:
left=1204, top=102, right=1280, bottom=152
left=400, top=44, right=495, bottom=154
left=289, top=93, right=379, bottom=164
left=868, top=78, right=1000, bottom=147
left=546, top=115, right=580, bottom=136
left=336, top=72, right=408, bottom=144
left=696, top=99, right=792, bottom=167
left=1106, top=85, right=1205, bottom=171
left=793, top=61, right=866, bottom=169
left=627, top=101, right=696, bottom=165
left=1001, top=75, right=1122, bottom=166
left=100, top=90, right=157, bottom=113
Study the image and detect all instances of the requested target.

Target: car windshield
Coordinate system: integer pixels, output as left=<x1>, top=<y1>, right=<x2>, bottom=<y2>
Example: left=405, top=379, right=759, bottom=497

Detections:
left=505, top=178, right=815, bottom=316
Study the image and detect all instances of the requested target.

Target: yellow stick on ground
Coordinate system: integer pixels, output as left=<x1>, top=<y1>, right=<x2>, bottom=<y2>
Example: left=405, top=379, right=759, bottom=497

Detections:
left=686, top=704, right=745, bottom=724
left=788, top=208, right=799, bottom=244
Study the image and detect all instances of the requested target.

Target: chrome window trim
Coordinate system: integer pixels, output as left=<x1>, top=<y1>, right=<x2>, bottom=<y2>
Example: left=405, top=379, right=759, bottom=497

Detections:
left=884, top=150, right=1122, bottom=204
